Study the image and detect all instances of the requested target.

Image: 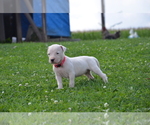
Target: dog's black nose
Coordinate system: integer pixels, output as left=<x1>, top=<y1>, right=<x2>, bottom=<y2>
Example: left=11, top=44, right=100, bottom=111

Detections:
left=51, top=59, right=55, bottom=62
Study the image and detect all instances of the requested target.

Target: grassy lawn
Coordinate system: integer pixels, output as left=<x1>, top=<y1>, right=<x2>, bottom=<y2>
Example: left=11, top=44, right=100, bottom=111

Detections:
left=0, top=37, right=150, bottom=112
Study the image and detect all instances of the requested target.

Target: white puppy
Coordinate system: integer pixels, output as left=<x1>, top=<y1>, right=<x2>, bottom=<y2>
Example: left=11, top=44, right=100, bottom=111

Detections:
left=47, top=44, right=108, bottom=89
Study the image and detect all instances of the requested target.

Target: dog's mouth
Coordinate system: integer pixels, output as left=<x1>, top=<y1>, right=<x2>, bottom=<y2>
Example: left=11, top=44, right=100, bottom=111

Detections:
left=49, top=59, right=61, bottom=64
left=49, top=57, right=66, bottom=68
left=50, top=60, right=57, bottom=64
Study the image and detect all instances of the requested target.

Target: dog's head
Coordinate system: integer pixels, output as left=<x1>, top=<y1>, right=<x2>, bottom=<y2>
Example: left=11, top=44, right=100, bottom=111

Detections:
left=47, top=44, right=66, bottom=64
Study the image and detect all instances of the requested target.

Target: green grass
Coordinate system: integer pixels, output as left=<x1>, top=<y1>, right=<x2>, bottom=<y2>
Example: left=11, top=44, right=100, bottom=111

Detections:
left=0, top=37, right=150, bottom=112
left=72, top=28, right=150, bottom=40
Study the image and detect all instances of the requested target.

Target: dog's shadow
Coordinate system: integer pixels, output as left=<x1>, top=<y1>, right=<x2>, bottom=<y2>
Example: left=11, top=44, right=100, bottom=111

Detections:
left=49, top=76, right=105, bottom=90
left=74, top=76, right=105, bottom=89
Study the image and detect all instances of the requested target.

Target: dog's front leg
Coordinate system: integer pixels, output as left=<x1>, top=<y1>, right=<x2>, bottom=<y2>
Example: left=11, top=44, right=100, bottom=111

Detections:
left=69, top=73, right=75, bottom=88
left=55, top=75, right=63, bottom=89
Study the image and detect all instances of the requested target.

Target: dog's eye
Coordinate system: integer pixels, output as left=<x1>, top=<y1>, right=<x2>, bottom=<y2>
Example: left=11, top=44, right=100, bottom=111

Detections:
left=48, top=53, right=50, bottom=56
left=56, top=52, right=59, bottom=55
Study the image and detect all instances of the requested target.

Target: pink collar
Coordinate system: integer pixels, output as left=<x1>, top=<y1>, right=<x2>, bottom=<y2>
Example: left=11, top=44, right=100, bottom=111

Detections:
left=54, top=56, right=66, bottom=68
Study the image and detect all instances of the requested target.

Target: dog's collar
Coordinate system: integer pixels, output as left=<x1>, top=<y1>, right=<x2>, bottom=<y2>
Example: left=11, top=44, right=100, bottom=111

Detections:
left=54, top=56, right=66, bottom=68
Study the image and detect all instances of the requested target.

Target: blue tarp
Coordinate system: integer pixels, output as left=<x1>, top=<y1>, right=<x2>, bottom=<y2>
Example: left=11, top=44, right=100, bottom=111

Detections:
left=21, top=0, right=71, bottom=37
left=33, top=0, right=69, bottom=13
left=21, top=14, right=31, bottom=37
left=33, top=13, right=71, bottom=37
left=33, top=0, right=71, bottom=37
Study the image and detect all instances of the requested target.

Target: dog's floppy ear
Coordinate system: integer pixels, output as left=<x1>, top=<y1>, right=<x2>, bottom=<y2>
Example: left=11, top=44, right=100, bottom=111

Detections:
left=60, top=45, right=66, bottom=52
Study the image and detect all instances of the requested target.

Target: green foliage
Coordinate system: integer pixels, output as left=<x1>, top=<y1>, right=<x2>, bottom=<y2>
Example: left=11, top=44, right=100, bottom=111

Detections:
left=0, top=37, right=150, bottom=112
left=72, top=28, right=150, bottom=40
left=0, top=37, right=12, bottom=43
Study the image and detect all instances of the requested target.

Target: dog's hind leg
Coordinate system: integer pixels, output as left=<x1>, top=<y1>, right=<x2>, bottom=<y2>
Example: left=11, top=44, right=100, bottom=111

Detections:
left=90, top=66, right=108, bottom=83
left=85, top=70, right=94, bottom=80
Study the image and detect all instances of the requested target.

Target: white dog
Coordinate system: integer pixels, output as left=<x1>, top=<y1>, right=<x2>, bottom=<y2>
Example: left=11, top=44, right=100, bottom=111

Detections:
left=47, top=44, right=108, bottom=89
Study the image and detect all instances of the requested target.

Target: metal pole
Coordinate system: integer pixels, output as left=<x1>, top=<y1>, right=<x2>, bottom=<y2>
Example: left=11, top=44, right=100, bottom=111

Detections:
left=101, top=0, right=105, bottom=13
left=0, top=14, right=5, bottom=41
left=16, top=13, right=22, bottom=42
left=101, top=0, right=106, bottom=31
left=15, top=0, right=22, bottom=42
left=23, top=0, right=34, bottom=13
left=0, top=0, right=4, bottom=13
left=25, top=13, right=43, bottom=41
left=42, top=0, right=47, bottom=42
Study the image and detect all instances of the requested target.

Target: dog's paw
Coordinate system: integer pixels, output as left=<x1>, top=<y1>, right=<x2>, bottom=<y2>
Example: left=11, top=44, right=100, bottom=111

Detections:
left=104, top=78, right=108, bottom=83
left=57, top=87, right=63, bottom=89
left=69, top=85, right=74, bottom=88
left=102, top=74, right=108, bottom=83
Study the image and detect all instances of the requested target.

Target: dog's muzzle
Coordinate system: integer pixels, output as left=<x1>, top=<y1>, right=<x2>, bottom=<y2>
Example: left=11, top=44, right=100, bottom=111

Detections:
left=54, top=56, right=66, bottom=68
left=51, top=59, right=55, bottom=63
